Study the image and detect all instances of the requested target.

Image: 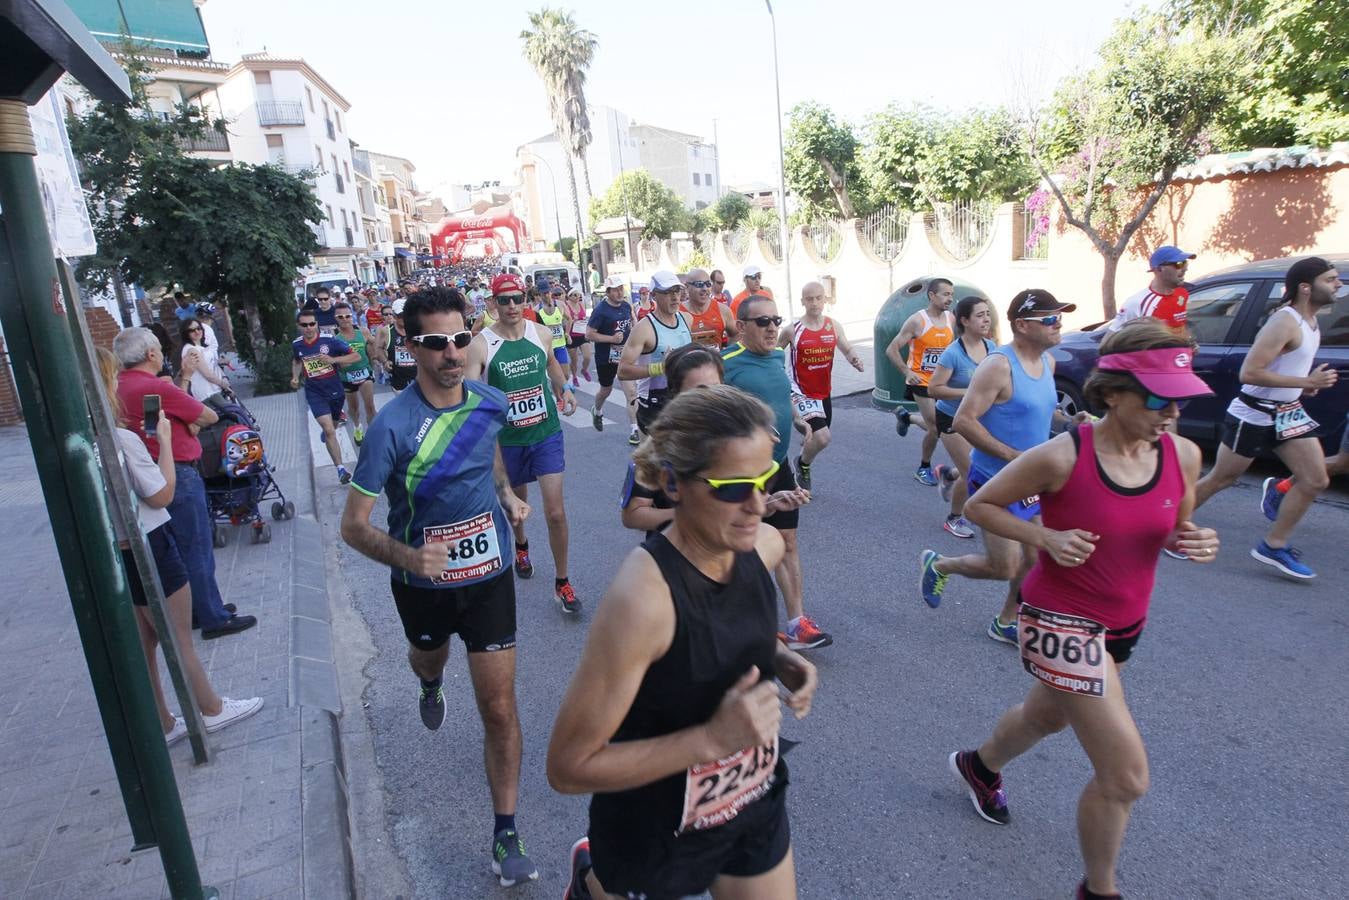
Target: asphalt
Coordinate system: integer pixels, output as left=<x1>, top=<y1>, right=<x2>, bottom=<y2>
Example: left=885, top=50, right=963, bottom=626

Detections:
left=318, top=381, right=1349, bottom=900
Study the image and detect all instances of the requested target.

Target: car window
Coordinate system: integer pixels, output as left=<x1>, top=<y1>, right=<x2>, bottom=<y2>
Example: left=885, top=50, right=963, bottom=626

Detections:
left=1186, top=281, right=1254, bottom=344
left=1256, top=281, right=1349, bottom=346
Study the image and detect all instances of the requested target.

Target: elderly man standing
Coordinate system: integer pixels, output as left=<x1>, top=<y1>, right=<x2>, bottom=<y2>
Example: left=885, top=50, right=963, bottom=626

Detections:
left=113, top=327, right=257, bottom=639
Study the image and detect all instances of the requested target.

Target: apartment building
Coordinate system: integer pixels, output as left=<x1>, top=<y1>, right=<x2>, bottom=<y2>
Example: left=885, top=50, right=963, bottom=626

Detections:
left=368, top=153, right=427, bottom=278
left=353, top=148, right=394, bottom=283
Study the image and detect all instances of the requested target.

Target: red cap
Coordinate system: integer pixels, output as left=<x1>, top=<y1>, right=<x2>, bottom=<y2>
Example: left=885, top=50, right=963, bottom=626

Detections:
left=491, top=273, right=526, bottom=297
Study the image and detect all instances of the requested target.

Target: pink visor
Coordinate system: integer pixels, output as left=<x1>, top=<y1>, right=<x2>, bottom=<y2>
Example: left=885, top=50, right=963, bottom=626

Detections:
left=1095, top=347, right=1214, bottom=399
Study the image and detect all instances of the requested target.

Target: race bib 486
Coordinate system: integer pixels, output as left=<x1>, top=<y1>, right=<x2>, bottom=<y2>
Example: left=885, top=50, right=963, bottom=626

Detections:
left=423, top=513, right=502, bottom=584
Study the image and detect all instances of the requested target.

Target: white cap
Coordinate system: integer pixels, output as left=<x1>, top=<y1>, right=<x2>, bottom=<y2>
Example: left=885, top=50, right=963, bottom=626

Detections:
left=650, top=270, right=682, bottom=291
left=743, top=264, right=763, bottom=278
left=604, top=274, right=626, bottom=289
left=391, top=298, right=407, bottom=315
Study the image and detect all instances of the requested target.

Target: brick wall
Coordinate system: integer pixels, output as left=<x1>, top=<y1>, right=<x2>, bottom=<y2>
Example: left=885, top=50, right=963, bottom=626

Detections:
left=86, top=306, right=122, bottom=351
left=0, top=338, right=22, bottom=426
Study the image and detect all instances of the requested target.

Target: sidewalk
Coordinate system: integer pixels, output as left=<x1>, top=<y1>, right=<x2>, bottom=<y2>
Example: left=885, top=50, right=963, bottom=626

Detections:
left=0, top=388, right=351, bottom=899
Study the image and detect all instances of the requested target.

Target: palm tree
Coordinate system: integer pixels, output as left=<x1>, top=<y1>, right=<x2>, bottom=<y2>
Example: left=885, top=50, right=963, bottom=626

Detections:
left=520, top=8, right=597, bottom=262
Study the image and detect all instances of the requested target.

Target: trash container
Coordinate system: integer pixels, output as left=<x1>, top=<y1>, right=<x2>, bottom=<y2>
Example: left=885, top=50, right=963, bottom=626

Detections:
left=872, top=276, right=991, bottom=411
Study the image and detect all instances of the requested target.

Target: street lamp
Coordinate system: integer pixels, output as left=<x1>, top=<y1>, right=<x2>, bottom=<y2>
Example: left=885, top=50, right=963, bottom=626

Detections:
left=765, top=0, right=793, bottom=318
left=531, top=153, right=567, bottom=262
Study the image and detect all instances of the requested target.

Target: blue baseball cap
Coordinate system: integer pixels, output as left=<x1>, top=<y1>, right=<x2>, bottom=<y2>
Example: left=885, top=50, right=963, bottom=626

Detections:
left=1148, top=245, right=1196, bottom=271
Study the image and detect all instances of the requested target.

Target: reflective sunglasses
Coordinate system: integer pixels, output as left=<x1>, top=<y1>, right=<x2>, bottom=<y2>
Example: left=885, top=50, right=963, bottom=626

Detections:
left=1021, top=314, right=1062, bottom=326
left=1162, top=261, right=1189, bottom=270
left=741, top=315, right=783, bottom=328
left=496, top=294, right=528, bottom=306
left=687, top=280, right=712, bottom=289
left=1141, top=391, right=1190, bottom=411
left=410, top=331, right=473, bottom=351
left=701, top=459, right=781, bottom=503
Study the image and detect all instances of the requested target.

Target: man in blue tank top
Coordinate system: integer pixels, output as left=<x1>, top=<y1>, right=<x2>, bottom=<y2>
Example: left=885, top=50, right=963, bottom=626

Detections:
left=617, top=270, right=694, bottom=433
left=919, top=290, right=1088, bottom=644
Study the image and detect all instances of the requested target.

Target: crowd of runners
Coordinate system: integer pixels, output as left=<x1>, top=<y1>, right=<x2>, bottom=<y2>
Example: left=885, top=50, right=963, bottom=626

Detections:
left=276, top=252, right=1345, bottom=898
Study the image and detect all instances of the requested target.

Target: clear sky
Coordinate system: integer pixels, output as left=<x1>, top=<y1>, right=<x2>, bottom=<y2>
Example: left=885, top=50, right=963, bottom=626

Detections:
left=200, top=0, right=1142, bottom=201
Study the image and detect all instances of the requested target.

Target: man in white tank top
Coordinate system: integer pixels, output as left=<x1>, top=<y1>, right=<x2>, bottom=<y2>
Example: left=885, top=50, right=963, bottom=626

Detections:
left=1193, top=257, right=1341, bottom=579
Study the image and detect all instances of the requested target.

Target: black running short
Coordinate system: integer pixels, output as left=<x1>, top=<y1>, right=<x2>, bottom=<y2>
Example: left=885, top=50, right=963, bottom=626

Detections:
left=904, top=383, right=930, bottom=400
left=596, top=358, right=619, bottom=388
left=1104, top=619, right=1145, bottom=665
left=762, top=464, right=800, bottom=531
left=935, top=408, right=956, bottom=435
left=803, top=397, right=833, bottom=432
left=1220, top=413, right=1317, bottom=458
left=342, top=377, right=371, bottom=393
left=390, top=572, right=516, bottom=652
left=568, top=333, right=588, bottom=350
left=590, top=768, right=791, bottom=900
left=636, top=391, right=670, bottom=433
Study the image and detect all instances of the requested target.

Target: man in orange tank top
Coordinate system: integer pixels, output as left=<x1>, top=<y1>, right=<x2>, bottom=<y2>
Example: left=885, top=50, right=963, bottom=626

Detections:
left=682, top=268, right=736, bottom=348
left=885, top=278, right=956, bottom=486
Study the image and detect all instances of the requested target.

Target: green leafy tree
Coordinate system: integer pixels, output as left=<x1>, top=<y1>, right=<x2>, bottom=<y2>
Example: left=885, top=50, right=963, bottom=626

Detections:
left=784, top=101, right=866, bottom=221
left=1025, top=13, right=1231, bottom=316
left=708, top=192, right=752, bottom=231
left=860, top=104, right=936, bottom=210
left=915, top=108, right=1036, bottom=203
left=589, top=169, right=692, bottom=239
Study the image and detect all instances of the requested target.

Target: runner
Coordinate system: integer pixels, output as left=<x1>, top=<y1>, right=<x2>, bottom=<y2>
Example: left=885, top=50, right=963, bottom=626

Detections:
left=724, top=295, right=832, bottom=651
left=472, top=290, right=500, bottom=336
left=681, top=266, right=735, bottom=349
left=563, top=287, right=593, bottom=386
left=1192, top=256, right=1339, bottom=578
left=291, top=309, right=361, bottom=484
left=778, top=280, right=864, bottom=491
left=339, top=287, right=538, bottom=888
left=537, top=286, right=572, bottom=373
left=466, top=273, right=581, bottom=613
left=1261, top=410, right=1349, bottom=520
left=633, top=285, right=654, bottom=320
left=379, top=298, right=418, bottom=392
left=926, top=296, right=998, bottom=538
left=919, top=290, right=1088, bottom=643
left=948, top=318, right=1219, bottom=900
left=586, top=275, right=639, bottom=444
left=549, top=384, right=817, bottom=900
left=302, top=289, right=340, bottom=337
left=884, top=278, right=956, bottom=485
left=617, top=270, right=693, bottom=436
left=730, top=264, right=774, bottom=317
left=1109, top=245, right=1196, bottom=332
left=335, top=301, right=377, bottom=445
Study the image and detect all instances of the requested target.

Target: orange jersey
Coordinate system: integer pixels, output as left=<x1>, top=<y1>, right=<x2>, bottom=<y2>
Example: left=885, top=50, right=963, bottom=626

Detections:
left=908, top=310, right=955, bottom=386
left=682, top=301, right=730, bottom=348
left=730, top=286, right=775, bottom=318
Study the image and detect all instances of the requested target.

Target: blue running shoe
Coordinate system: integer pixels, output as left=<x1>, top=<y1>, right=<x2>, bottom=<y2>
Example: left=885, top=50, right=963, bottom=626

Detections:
left=987, top=616, right=1018, bottom=645
left=1251, top=541, right=1314, bottom=579
left=920, top=550, right=948, bottom=608
left=491, top=828, right=538, bottom=887
left=894, top=408, right=911, bottom=437
left=1260, top=476, right=1284, bottom=522
left=914, top=466, right=939, bottom=487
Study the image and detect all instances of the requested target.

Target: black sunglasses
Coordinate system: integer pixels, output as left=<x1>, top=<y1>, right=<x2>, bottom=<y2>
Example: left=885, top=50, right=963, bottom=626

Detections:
left=687, top=280, right=712, bottom=289
left=410, top=331, right=473, bottom=351
left=298, top=321, right=318, bottom=328
left=740, top=315, right=783, bottom=328
left=496, top=294, right=528, bottom=306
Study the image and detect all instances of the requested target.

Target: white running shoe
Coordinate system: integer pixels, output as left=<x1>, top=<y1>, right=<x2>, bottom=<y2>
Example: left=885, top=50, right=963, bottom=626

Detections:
left=202, top=696, right=265, bottom=733
left=164, top=716, right=187, bottom=746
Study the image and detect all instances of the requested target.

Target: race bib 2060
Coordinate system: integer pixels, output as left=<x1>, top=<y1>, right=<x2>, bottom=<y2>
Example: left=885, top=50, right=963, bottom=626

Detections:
left=1017, top=604, right=1107, bottom=697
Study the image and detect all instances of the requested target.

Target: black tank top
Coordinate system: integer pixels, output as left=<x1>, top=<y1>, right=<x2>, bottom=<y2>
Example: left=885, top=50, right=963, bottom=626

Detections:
left=388, top=329, right=416, bottom=390
left=589, top=532, right=782, bottom=835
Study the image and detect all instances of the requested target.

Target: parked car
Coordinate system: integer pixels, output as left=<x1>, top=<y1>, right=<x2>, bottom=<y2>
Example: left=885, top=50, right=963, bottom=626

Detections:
left=1050, top=255, right=1349, bottom=449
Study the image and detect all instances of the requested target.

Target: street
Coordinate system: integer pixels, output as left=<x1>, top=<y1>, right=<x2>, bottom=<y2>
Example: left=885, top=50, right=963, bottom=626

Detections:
left=317, top=384, right=1349, bottom=900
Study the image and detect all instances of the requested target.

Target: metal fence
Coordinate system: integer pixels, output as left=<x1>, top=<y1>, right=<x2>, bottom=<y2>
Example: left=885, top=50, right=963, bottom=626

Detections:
left=805, top=221, right=841, bottom=263
left=640, top=239, right=661, bottom=269
left=726, top=227, right=752, bottom=264
left=860, top=203, right=910, bottom=262
left=1019, top=203, right=1049, bottom=260
left=931, top=199, right=997, bottom=262
left=758, top=227, right=782, bottom=264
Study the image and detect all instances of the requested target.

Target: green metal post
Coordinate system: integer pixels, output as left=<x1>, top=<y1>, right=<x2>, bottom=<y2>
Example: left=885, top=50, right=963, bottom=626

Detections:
left=0, top=100, right=210, bottom=899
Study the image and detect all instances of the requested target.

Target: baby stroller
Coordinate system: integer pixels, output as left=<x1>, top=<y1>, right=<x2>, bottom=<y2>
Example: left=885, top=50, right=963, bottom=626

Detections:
left=198, top=392, right=295, bottom=545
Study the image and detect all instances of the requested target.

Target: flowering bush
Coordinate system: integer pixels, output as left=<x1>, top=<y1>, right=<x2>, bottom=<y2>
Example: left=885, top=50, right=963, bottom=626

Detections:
left=1023, top=188, right=1052, bottom=255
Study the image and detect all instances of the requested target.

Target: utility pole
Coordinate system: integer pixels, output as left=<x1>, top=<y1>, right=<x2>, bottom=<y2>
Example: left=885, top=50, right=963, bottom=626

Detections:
left=765, top=0, right=794, bottom=319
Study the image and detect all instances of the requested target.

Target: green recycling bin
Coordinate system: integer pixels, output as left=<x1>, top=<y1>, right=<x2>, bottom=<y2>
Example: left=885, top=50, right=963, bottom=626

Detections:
left=872, top=276, right=991, bottom=411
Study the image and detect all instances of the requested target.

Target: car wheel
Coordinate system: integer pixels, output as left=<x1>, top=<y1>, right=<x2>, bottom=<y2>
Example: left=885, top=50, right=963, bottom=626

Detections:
left=1056, top=378, right=1087, bottom=418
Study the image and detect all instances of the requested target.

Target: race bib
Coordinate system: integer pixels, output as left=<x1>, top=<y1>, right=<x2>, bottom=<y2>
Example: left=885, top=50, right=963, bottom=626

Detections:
left=423, top=513, right=502, bottom=584
left=343, top=367, right=370, bottom=383
left=792, top=394, right=826, bottom=420
left=570, top=321, right=588, bottom=338
left=302, top=355, right=334, bottom=378
left=921, top=346, right=942, bottom=372
left=394, top=346, right=415, bottom=367
left=1017, top=604, right=1107, bottom=697
left=1273, top=401, right=1317, bottom=441
left=318, top=326, right=337, bottom=338
left=678, top=737, right=778, bottom=834
left=550, top=322, right=565, bottom=340
left=1019, top=494, right=1041, bottom=510
left=506, top=384, right=549, bottom=428
left=609, top=344, right=624, bottom=364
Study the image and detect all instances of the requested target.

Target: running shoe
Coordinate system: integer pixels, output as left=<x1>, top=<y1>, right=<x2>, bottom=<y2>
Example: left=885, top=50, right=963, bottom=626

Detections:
left=164, top=716, right=187, bottom=746
left=1075, top=879, right=1123, bottom=900
left=934, top=464, right=959, bottom=503
left=948, top=750, right=1010, bottom=825
left=987, top=616, right=1018, bottom=645
left=418, top=682, right=445, bottom=731
left=202, top=696, right=264, bottom=733
left=555, top=581, right=581, bottom=614
left=919, top=549, right=947, bottom=608
left=337, top=411, right=349, bottom=425
left=914, top=466, right=939, bottom=486
left=628, top=427, right=641, bottom=447
left=784, top=615, right=833, bottom=651
left=582, top=368, right=592, bottom=382
left=591, top=406, right=604, bottom=431
left=894, top=407, right=911, bottom=437
left=1260, top=476, right=1284, bottom=522
left=795, top=455, right=812, bottom=491
left=337, top=466, right=352, bottom=485
left=943, top=515, right=975, bottom=539
left=491, top=828, right=539, bottom=887
left=514, top=546, right=534, bottom=579
left=563, top=836, right=592, bottom=900
left=571, top=374, right=580, bottom=388
left=1250, top=541, right=1315, bottom=579
left=353, top=426, right=365, bottom=445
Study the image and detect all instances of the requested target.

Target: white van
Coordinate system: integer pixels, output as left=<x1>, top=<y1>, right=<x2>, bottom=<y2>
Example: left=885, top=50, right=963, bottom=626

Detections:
left=302, top=271, right=355, bottom=304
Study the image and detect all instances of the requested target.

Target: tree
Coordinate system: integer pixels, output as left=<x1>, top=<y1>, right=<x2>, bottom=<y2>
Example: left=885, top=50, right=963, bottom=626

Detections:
left=784, top=101, right=866, bottom=221
left=588, top=169, right=692, bottom=239
left=1024, top=13, right=1231, bottom=316
left=915, top=108, right=1036, bottom=203
left=521, top=8, right=599, bottom=264
left=860, top=104, right=936, bottom=210
left=708, top=193, right=752, bottom=231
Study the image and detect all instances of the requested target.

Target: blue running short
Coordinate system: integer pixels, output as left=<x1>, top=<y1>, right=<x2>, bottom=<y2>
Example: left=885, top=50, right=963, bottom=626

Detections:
left=968, top=466, right=1040, bottom=521
left=305, top=385, right=345, bottom=420
left=501, top=430, right=565, bottom=487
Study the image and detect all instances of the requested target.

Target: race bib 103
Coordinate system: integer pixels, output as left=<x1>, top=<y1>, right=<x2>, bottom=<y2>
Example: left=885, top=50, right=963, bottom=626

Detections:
left=423, top=512, right=502, bottom=585
left=1017, top=604, right=1107, bottom=697
left=678, top=737, right=778, bottom=834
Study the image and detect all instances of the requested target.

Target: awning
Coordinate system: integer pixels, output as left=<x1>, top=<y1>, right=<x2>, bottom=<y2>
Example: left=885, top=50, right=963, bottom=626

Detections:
left=393, top=247, right=414, bottom=259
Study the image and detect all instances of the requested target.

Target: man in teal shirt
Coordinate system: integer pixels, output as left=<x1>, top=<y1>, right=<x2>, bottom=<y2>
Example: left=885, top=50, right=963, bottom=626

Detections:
left=723, top=296, right=832, bottom=652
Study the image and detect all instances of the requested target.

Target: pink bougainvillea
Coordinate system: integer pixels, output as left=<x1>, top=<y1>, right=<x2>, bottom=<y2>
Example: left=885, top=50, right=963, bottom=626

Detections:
left=1024, top=188, right=1051, bottom=255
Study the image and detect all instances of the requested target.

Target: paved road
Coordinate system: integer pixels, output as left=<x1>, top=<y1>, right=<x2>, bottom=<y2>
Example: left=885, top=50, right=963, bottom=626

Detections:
left=319, top=385, right=1348, bottom=899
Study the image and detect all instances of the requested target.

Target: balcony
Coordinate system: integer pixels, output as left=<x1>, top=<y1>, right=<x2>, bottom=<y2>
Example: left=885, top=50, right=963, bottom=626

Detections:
left=352, top=154, right=372, bottom=178
left=278, top=163, right=317, bottom=182
left=179, top=130, right=230, bottom=153
left=325, top=119, right=336, bottom=141
left=335, top=172, right=345, bottom=194
left=257, top=100, right=305, bottom=126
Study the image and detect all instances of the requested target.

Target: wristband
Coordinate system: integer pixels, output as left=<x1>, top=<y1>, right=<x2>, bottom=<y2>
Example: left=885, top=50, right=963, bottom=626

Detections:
left=647, top=362, right=665, bottom=377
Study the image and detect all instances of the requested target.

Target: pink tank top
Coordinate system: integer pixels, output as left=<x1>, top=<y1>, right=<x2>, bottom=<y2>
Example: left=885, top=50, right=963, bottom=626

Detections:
left=1020, top=423, right=1183, bottom=630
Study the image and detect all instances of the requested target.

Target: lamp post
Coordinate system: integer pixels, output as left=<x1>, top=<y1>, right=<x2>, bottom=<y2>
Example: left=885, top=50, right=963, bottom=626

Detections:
left=765, top=0, right=794, bottom=318
left=531, top=153, right=568, bottom=262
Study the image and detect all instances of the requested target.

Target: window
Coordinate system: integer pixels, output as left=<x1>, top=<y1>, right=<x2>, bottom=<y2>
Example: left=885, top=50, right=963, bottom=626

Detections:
left=265, top=134, right=283, bottom=148
left=692, top=173, right=700, bottom=185
left=334, top=110, right=342, bottom=131
left=326, top=204, right=334, bottom=225
left=1257, top=280, right=1349, bottom=347
left=254, top=70, right=271, bottom=85
left=322, top=99, right=329, bottom=119
left=305, top=87, right=314, bottom=111
left=315, top=145, right=323, bottom=167
left=706, top=173, right=713, bottom=185
left=331, top=153, right=338, bottom=174
left=1185, top=281, right=1255, bottom=345
left=344, top=161, right=351, bottom=182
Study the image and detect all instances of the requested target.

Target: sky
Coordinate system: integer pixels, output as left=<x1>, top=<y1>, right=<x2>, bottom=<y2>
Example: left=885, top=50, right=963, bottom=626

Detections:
left=200, top=0, right=1143, bottom=202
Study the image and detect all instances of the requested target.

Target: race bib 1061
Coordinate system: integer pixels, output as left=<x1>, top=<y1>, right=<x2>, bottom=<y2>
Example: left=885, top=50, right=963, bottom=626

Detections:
left=1017, top=604, right=1107, bottom=697
left=678, top=737, right=778, bottom=834
left=506, top=384, right=549, bottom=428
left=423, top=513, right=502, bottom=584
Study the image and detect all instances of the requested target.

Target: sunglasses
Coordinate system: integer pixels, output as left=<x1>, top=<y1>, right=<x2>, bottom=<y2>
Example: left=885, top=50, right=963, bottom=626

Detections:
left=1141, top=391, right=1191, bottom=411
left=410, top=331, right=473, bottom=351
left=496, top=294, right=528, bottom=306
left=187, top=326, right=202, bottom=332
left=1162, top=261, right=1189, bottom=269
left=654, top=286, right=682, bottom=295
left=741, top=315, right=783, bottom=328
left=298, top=321, right=318, bottom=328
left=701, top=460, right=781, bottom=503
left=1020, top=314, right=1062, bottom=326
left=336, top=314, right=352, bottom=320
left=687, top=280, right=712, bottom=289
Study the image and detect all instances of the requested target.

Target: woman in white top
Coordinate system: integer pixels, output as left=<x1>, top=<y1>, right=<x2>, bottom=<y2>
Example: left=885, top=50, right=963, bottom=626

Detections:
left=98, top=349, right=261, bottom=742
left=178, top=318, right=228, bottom=400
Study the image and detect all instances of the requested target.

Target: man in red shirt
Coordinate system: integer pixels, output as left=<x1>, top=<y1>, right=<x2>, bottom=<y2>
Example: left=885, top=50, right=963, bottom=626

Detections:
left=1110, top=245, right=1195, bottom=332
left=114, top=327, right=257, bottom=639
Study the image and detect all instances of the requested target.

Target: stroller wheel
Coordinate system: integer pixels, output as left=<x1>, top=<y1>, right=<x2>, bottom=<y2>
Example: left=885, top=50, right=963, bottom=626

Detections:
left=271, top=501, right=284, bottom=521
left=283, top=501, right=296, bottom=520
left=212, top=526, right=227, bottom=548
left=249, top=525, right=261, bottom=544
left=259, top=524, right=273, bottom=544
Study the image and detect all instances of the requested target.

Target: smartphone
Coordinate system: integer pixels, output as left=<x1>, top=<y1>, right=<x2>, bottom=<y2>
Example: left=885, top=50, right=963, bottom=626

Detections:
left=142, top=394, right=161, bottom=438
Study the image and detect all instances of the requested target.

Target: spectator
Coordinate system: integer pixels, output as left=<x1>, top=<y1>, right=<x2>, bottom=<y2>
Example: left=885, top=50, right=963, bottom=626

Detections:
left=146, top=323, right=175, bottom=380
left=177, top=318, right=228, bottom=400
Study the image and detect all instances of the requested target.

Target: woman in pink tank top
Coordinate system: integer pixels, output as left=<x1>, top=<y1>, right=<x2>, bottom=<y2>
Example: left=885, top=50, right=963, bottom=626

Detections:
left=945, top=320, right=1221, bottom=900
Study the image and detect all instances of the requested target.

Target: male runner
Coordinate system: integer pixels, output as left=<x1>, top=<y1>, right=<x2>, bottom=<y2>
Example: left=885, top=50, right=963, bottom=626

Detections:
left=377, top=298, right=419, bottom=392
left=291, top=310, right=361, bottom=483
left=724, top=295, right=832, bottom=651
left=466, top=273, right=581, bottom=612
left=335, top=302, right=377, bottom=444
left=779, top=280, right=864, bottom=490
left=618, top=270, right=693, bottom=434
left=586, top=275, right=639, bottom=444
left=681, top=267, right=736, bottom=349
left=1193, top=257, right=1339, bottom=579
left=919, top=290, right=1086, bottom=643
left=1110, top=245, right=1196, bottom=332
left=730, top=264, right=774, bottom=317
left=302, top=289, right=340, bottom=337
left=340, top=287, right=538, bottom=887
left=885, top=277, right=956, bottom=485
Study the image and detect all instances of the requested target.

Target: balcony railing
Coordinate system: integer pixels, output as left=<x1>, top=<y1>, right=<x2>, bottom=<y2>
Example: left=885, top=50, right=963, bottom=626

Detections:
left=179, top=130, right=230, bottom=153
left=277, top=163, right=317, bottom=182
left=352, top=154, right=372, bottom=178
left=325, top=119, right=336, bottom=140
left=335, top=172, right=345, bottom=194
left=257, top=100, right=305, bottom=126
